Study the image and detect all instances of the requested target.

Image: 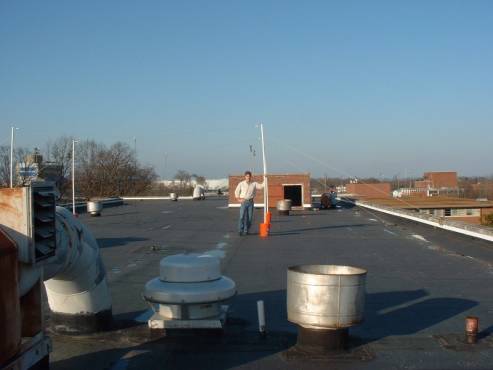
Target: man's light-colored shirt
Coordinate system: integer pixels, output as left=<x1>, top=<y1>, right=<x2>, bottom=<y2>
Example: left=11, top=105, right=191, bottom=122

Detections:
left=235, top=180, right=264, bottom=201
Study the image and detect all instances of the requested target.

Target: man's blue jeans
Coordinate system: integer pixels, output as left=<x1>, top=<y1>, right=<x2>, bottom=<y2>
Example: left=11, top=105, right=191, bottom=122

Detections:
left=238, top=199, right=254, bottom=234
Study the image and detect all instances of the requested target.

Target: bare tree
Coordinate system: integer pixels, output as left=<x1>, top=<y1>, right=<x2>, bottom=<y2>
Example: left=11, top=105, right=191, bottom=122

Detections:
left=45, top=136, right=75, bottom=197
left=16, top=148, right=37, bottom=186
left=75, top=140, right=157, bottom=198
left=191, top=174, right=207, bottom=186
left=174, top=170, right=191, bottom=187
left=0, top=146, right=35, bottom=187
left=0, top=146, right=10, bottom=187
left=1, top=137, right=157, bottom=197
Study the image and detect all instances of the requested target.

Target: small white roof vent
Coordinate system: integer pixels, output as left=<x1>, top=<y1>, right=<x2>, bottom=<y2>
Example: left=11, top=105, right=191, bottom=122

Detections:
left=159, top=253, right=221, bottom=282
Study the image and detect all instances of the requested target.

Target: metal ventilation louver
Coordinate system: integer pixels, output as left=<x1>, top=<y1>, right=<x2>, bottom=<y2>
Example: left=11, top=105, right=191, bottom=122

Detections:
left=31, top=183, right=57, bottom=262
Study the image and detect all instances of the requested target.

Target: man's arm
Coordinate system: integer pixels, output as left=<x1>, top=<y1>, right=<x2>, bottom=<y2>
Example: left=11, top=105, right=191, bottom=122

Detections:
left=256, top=181, right=265, bottom=189
left=235, top=182, right=244, bottom=202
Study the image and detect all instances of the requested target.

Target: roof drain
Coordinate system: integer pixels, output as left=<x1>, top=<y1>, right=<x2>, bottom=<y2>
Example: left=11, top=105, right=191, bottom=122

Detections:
left=287, top=264, right=367, bottom=355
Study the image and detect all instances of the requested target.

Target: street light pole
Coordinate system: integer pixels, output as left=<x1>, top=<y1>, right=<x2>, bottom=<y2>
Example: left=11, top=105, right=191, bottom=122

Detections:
left=133, top=137, right=137, bottom=168
left=10, top=126, right=19, bottom=188
left=163, top=152, right=168, bottom=180
left=72, top=139, right=78, bottom=215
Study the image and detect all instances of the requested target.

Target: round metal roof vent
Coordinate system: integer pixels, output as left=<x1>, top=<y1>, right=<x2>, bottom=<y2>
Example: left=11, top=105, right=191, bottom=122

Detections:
left=160, top=253, right=221, bottom=283
left=143, top=254, right=236, bottom=313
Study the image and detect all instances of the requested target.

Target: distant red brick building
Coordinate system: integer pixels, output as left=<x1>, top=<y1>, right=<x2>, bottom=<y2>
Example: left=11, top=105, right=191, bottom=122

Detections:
left=228, top=173, right=311, bottom=208
left=414, top=180, right=433, bottom=189
left=345, top=183, right=391, bottom=198
left=422, top=172, right=458, bottom=189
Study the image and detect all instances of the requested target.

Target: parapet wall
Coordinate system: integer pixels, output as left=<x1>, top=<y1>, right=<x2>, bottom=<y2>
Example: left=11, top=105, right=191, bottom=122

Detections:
left=342, top=198, right=493, bottom=243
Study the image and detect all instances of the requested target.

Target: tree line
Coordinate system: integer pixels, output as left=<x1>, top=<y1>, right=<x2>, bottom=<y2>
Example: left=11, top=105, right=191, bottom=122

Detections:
left=0, top=136, right=157, bottom=200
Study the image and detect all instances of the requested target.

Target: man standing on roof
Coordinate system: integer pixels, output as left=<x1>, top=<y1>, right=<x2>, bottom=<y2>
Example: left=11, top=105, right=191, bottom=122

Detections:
left=235, top=171, right=264, bottom=236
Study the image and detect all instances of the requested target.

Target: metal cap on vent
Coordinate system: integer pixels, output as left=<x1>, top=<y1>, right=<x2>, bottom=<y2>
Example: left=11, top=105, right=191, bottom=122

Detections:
left=159, top=254, right=221, bottom=282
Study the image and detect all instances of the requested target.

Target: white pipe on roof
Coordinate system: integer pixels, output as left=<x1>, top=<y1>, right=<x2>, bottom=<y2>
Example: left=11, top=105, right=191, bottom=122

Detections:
left=43, top=207, right=111, bottom=323
left=193, top=185, right=205, bottom=199
left=15, top=206, right=112, bottom=333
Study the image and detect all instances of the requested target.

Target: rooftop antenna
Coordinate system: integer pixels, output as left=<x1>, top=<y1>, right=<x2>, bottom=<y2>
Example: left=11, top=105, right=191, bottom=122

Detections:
left=249, top=144, right=255, bottom=173
left=259, top=123, right=268, bottom=223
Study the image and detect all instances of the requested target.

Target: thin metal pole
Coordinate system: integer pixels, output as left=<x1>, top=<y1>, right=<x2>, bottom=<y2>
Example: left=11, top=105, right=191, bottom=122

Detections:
left=163, top=152, right=168, bottom=179
left=10, top=126, right=15, bottom=188
left=257, top=300, right=266, bottom=335
left=134, top=137, right=137, bottom=168
left=72, top=140, right=76, bottom=215
left=260, top=123, right=268, bottom=222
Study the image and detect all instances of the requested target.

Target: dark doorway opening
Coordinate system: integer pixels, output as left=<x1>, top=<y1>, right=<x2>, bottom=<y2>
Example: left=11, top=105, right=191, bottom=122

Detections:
left=283, top=185, right=302, bottom=207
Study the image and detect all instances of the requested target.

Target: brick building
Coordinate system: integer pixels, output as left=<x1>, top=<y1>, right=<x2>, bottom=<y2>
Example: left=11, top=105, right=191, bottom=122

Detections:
left=360, top=197, right=493, bottom=225
left=228, top=173, right=311, bottom=208
left=420, top=172, right=458, bottom=189
left=345, top=183, right=392, bottom=198
left=414, top=180, right=433, bottom=189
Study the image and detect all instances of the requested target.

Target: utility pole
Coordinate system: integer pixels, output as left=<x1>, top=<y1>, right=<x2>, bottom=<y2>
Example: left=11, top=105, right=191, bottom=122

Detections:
left=72, top=139, right=78, bottom=215
left=10, top=126, right=19, bottom=188
left=163, top=152, right=168, bottom=180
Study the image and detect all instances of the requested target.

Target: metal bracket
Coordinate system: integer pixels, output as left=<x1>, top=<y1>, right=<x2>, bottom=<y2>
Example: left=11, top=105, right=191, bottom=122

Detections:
left=148, top=305, right=228, bottom=330
left=1, top=333, right=52, bottom=370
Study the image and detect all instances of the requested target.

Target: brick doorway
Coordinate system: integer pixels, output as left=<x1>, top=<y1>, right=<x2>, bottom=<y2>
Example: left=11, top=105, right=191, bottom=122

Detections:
left=283, top=185, right=302, bottom=207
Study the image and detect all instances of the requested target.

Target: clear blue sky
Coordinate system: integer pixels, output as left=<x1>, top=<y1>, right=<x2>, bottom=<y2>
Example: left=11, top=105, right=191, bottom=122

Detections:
left=1, top=1, right=492, bottom=179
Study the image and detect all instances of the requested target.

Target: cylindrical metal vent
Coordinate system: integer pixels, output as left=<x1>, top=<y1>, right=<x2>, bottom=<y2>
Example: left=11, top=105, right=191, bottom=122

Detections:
left=296, top=326, right=348, bottom=353
left=87, top=201, right=102, bottom=217
left=287, top=264, right=367, bottom=353
left=277, top=199, right=292, bottom=216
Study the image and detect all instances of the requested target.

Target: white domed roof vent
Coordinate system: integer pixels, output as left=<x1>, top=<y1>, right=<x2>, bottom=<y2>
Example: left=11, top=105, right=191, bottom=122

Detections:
left=143, top=253, right=236, bottom=330
left=159, top=254, right=221, bottom=282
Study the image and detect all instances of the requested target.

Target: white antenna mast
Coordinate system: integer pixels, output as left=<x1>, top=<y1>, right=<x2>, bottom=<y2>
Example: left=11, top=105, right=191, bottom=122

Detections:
left=259, top=123, right=268, bottom=222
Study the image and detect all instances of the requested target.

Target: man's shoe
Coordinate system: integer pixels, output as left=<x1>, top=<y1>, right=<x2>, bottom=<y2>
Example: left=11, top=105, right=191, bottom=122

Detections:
left=238, top=232, right=243, bottom=236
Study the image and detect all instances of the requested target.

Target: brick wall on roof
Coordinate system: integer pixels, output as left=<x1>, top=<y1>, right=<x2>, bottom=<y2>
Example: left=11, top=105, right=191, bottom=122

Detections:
left=424, top=172, right=458, bottom=188
left=415, top=180, right=433, bottom=189
left=447, top=216, right=481, bottom=225
left=228, top=174, right=311, bottom=207
left=346, top=183, right=392, bottom=198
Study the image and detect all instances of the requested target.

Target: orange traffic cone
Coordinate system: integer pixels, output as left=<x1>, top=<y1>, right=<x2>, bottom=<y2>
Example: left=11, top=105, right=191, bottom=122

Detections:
left=259, top=223, right=269, bottom=238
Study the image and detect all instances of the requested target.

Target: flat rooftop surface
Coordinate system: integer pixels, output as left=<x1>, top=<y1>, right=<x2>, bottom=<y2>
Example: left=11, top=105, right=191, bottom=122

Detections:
left=355, top=196, right=493, bottom=209
left=49, top=197, right=493, bottom=370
